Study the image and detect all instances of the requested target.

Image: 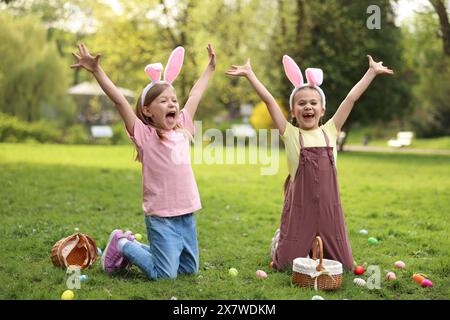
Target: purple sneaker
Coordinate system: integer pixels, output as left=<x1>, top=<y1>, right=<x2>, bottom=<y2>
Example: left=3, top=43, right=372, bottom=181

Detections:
left=102, top=229, right=127, bottom=273
left=118, top=230, right=136, bottom=270
left=124, top=230, right=136, bottom=241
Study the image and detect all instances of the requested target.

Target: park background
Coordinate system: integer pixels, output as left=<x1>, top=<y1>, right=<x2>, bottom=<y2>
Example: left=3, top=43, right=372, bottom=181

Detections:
left=0, top=0, right=449, bottom=300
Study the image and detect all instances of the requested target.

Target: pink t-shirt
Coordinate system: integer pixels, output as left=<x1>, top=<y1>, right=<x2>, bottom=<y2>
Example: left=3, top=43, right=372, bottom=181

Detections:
left=127, top=109, right=201, bottom=217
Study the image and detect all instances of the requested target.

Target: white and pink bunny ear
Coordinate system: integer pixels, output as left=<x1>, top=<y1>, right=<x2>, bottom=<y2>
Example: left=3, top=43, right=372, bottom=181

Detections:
left=163, top=46, right=185, bottom=83
left=305, top=68, right=323, bottom=86
left=144, top=63, right=163, bottom=82
left=282, top=55, right=304, bottom=88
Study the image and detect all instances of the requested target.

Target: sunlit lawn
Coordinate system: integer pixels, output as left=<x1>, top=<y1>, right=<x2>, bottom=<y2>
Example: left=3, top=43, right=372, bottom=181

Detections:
left=0, top=143, right=449, bottom=300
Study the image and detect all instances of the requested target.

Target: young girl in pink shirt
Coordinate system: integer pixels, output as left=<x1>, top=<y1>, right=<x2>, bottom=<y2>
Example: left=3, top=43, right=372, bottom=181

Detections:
left=71, top=43, right=215, bottom=279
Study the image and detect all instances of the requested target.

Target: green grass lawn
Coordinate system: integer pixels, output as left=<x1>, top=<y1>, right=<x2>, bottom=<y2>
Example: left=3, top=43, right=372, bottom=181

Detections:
left=0, top=143, right=449, bottom=300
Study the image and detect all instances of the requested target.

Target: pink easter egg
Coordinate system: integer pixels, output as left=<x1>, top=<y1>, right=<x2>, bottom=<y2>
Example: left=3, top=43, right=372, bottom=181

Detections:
left=421, top=279, right=433, bottom=288
left=394, top=261, right=406, bottom=269
left=385, top=272, right=396, bottom=281
left=255, top=270, right=268, bottom=280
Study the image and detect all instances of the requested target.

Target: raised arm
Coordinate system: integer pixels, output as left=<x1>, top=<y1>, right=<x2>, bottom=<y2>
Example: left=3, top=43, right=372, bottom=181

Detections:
left=332, top=55, right=394, bottom=131
left=226, top=59, right=287, bottom=134
left=183, top=44, right=216, bottom=119
left=70, top=43, right=137, bottom=134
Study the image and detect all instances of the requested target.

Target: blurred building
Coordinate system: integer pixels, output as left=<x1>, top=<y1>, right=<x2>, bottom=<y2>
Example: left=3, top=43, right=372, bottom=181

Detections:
left=68, top=81, right=135, bottom=126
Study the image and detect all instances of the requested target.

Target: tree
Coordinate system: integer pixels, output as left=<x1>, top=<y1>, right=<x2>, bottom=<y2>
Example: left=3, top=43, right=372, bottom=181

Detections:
left=403, top=7, right=450, bottom=137
left=429, top=0, right=450, bottom=55
left=263, top=0, right=411, bottom=148
left=0, top=13, right=75, bottom=123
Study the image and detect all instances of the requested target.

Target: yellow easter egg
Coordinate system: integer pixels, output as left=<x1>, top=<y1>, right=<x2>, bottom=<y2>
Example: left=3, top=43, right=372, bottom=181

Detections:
left=61, top=290, right=74, bottom=300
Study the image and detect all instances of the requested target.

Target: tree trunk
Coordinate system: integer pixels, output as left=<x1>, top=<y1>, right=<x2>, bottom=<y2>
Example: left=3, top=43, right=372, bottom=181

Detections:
left=338, top=121, right=353, bottom=152
left=295, top=0, right=306, bottom=48
left=429, top=0, right=450, bottom=56
left=278, top=0, right=286, bottom=37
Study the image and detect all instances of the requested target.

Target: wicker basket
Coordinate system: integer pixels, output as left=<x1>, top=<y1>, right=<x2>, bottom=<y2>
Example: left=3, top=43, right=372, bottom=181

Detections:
left=51, top=233, right=98, bottom=269
left=292, top=236, right=343, bottom=291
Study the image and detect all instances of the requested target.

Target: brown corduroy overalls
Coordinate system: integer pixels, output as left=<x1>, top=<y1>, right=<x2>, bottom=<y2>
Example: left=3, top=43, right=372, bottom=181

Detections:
left=273, top=129, right=354, bottom=270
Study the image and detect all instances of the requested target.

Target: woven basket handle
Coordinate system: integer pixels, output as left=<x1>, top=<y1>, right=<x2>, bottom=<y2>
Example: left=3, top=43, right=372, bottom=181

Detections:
left=311, top=236, right=324, bottom=272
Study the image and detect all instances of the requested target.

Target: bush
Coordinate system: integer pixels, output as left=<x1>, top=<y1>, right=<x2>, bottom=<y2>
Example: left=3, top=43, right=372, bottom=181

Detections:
left=250, top=100, right=288, bottom=129
left=0, top=113, right=60, bottom=143
left=111, top=123, right=129, bottom=145
left=62, top=124, right=90, bottom=144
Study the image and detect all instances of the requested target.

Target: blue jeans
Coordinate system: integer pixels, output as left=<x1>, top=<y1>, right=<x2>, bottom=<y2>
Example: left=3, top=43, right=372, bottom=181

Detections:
left=121, top=213, right=199, bottom=280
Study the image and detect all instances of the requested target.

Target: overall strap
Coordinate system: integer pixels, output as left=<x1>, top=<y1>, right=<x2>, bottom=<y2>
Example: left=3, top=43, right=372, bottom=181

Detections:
left=299, top=130, right=305, bottom=148
left=321, top=129, right=330, bottom=147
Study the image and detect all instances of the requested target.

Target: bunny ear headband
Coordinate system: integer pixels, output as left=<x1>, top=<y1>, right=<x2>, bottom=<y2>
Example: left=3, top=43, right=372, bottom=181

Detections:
left=282, top=55, right=326, bottom=110
left=141, top=46, right=185, bottom=106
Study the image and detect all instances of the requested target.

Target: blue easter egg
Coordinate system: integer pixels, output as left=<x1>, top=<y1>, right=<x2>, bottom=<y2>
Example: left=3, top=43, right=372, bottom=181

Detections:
left=79, top=275, right=89, bottom=282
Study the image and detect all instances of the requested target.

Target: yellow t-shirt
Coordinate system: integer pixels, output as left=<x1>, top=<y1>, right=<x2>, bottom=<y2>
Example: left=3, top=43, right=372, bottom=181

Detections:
left=281, top=119, right=338, bottom=181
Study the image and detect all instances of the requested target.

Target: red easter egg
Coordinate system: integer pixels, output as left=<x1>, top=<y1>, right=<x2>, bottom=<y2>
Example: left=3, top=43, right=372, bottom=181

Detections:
left=354, top=266, right=365, bottom=275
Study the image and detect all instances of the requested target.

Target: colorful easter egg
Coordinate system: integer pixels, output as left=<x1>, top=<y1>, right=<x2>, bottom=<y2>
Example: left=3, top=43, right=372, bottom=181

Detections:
left=61, top=290, right=74, bottom=300
left=354, top=266, right=365, bottom=275
left=255, top=270, right=268, bottom=279
left=79, top=275, right=89, bottom=282
left=385, top=272, right=396, bottom=281
left=353, top=278, right=366, bottom=287
left=421, top=279, right=433, bottom=288
left=228, top=268, right=238, bottom=277
left=394, top=261, right=406, bottom=269
left=412, top=274, right=425, bottom=284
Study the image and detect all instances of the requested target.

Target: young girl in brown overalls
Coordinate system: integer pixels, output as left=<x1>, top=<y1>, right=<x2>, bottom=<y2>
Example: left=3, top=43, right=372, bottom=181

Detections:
left=226, top=55, right=393, bottom=270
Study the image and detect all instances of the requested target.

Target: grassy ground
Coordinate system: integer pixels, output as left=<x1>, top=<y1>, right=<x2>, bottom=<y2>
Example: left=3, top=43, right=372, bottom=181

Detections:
left=0, top=143, right=449, bottom=300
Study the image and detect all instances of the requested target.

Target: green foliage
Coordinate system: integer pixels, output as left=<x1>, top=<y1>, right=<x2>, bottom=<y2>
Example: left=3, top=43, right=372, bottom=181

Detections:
left=402, top=11, right=450, bottom=137
left=111, top=122, right=129, bottom=145
left=1, top=0, right=447, bottom=143
left=62, top=124, right=90, bottom=144
left=0, top=12, right=75, bottom=123
left=266, top=0, right=411, bottom=130
left=0, top=112, right=60, bottom=143
left=0, top=143, right=449, bottom=299
left=0, top=112, right=130, bottom=145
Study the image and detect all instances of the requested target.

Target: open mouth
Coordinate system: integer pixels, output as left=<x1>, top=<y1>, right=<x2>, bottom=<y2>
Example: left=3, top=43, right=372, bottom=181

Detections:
left=166, top=111, right=176, bottom=121
left=302, top=113, right=315, bottom=120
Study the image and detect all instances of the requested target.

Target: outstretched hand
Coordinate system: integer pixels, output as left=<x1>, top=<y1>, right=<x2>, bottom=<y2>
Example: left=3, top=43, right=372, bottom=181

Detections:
left=207, top=43, right=216, bottom=69
left=367, top=55, right=394, bottom=75
left=225, top=59, right=253, bottom=78
left=70, top=43, right=101, bottom=73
